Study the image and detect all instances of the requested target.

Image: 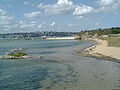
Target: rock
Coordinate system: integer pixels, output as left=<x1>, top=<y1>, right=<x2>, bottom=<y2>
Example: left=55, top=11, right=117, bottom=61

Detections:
left=10, top=48, right=24, bottom=52
left=0, top=55, right=42, bottom=59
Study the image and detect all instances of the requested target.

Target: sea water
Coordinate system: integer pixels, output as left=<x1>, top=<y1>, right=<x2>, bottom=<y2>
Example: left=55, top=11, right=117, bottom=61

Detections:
left=0, top=40, right=120, bottom=90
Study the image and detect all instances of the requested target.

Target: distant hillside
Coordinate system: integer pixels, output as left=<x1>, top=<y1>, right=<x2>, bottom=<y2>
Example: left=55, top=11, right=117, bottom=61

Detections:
left=77, top=27, right=120, bottom=39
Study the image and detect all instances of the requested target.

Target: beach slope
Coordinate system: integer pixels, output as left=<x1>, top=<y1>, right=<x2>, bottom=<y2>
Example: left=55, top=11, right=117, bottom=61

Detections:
left=77, top=38, right=120, bottom=62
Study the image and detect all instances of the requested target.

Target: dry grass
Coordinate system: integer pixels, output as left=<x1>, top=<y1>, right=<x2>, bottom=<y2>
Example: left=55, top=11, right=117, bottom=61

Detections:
left=101, top=37, right=120, bottom=47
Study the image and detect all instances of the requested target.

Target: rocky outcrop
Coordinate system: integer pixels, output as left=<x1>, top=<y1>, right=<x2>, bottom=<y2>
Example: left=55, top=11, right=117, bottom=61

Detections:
left=0, top=48, right=43, bottom=60
left=0, top=55, right=32, bottom=59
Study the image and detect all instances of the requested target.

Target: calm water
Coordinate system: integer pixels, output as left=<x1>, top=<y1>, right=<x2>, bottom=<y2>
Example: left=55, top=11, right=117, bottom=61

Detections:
left=0, top=40, right=120, bottom=90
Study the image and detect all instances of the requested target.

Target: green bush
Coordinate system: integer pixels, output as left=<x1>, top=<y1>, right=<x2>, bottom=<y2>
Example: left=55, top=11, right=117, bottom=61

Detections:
left=7, top=52, right=27, bottom=57
left=78, top=27, right=120, bottom=37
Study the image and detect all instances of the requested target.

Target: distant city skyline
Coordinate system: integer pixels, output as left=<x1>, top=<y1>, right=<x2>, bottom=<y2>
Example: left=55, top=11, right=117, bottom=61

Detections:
left=0, top=0, right=120, bottom=33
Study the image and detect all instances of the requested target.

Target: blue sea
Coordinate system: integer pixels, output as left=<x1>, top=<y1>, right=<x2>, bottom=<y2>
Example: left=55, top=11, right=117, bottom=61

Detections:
left=0, top=39, right=120, bottom=90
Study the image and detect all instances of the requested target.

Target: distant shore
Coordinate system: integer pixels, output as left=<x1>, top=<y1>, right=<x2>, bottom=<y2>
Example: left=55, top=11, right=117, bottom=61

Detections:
left=46, top=36, right=76, bottom=40
left=76, top=38, right=120, bottom=62
left=0, top=36, right=77, bottom=41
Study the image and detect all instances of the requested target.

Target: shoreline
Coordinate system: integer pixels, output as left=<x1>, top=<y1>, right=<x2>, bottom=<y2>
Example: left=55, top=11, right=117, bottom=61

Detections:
left=76, top=38, right=120, bottom=63
left=46, top=36, right=76, bottom=40
left=0, top=36, right=77, bottom=41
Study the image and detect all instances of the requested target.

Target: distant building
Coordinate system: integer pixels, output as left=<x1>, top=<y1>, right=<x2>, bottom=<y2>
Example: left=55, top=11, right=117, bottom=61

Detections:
left=0, top=31, right=74, bottom=39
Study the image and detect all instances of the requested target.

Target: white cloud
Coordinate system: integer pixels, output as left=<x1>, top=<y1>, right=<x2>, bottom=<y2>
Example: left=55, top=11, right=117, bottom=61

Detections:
left=0, top=9, right=7, bottom=15
left=0, top=10, right=14, bottom=25
left=24, top=2, right=30, bottom=5
left=99, top=0, right=117, bottom=6
left=57, top=0, right=73, bottom=5
left=35, top=0, right=75, bottom=16
left=0, top=9, right=64, bottom=33
left=19, top=21, right=37, bottom=29
left=24, top=11, right=41, bottom=19
left=68, top=23, right=76, bottom=27
left=30, top=21, right=36, bottom=24
left=98, top=0, right=120, bottom=11
left=24, top=1, right=34, bottom=6
left=96, top=22, right=99, bottom=26
left=25, top=0, right=95, bottom=19
left=37, top=3, right=43, bottom=8
left=50, top=22, right=56, bottom=27
left=40, top=0, right=75, bottom=15
left=0, top=9, right=19, bottom=32
left=37, top=24, right=42, bottom=28
left=73, top=4, right=94, bottom=15
left=0, top=9, right=44, bottom=33
left=75, top=16, right=84, bottom=20
left=42, top=4, right=75, bottom=15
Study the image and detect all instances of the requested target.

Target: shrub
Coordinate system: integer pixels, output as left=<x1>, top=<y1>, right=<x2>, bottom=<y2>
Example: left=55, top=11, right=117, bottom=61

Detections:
left=7, top=52, right=27, bottom=57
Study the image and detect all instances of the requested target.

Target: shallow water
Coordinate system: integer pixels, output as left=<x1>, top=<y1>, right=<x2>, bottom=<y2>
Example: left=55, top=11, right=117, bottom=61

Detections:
left=0, top=40, right=120, bottom=90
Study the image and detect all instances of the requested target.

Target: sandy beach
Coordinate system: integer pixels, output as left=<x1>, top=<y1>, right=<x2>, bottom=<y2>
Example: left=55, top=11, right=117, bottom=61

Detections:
left=79, top=38, right=120, bottom=61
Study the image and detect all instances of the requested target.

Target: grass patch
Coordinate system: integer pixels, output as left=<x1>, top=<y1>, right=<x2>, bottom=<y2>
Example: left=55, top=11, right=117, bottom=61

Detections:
left=7, top=52, right=27, bottom=57
left=101, top=37, right=120, bottom=47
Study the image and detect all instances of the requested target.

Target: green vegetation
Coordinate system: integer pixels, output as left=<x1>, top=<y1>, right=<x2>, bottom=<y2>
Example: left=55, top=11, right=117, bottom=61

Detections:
left=101, top=37, right=120, bottom=47
left=7, top=52, right=27, bottom=57
left=0, top=49, right=8, bottom=51
left=78, top=27, right=120, bottom=38
left=111, top=27, right=120, bottom=34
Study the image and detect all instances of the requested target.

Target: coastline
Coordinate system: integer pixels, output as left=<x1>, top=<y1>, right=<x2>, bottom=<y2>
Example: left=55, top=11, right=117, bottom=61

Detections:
left=76, top=38, right=120, bottom=62
left=46, top=36, right=76, bottom=40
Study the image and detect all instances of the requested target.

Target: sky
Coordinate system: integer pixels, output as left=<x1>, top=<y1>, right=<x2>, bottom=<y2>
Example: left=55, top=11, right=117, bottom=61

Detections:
left=0, top=0, right=120, bottom=33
